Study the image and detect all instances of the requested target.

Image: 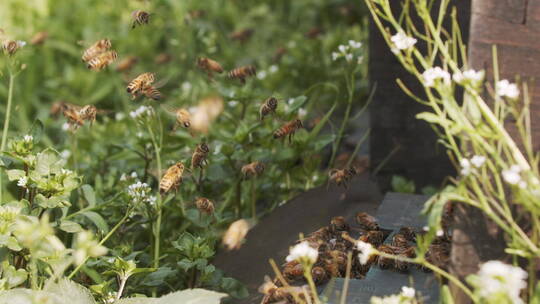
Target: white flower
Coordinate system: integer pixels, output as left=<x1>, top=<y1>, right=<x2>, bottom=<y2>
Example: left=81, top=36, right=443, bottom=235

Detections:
left=257, top=70, right=267, bottom=80
left=17, top=176, right=28, bottom=187
left=60, top=168, right=73, bottom=175
left=401, top=286, right=415, bottom=299
left=460, top=158, right=472, bottom=176
left=130, top=171, right=138, bottom=178
left=60, top=150, right=71, bottom=160
left=496, top=80, right=520, bottom=99
left=345, top=53, right=353, bottom=62
left=331, top=52, right=339, bottom=61
left=287, top=40, right=297, bottom=49
left=470, top=155, right=486, bottom=168
left=357, top=241, right=374, bottom=265
left=502, top=165, right=523, bottom=185
left=422, top=67, right=451, bottom=87
left=115, top=112, right=126, bottom=121
left=476, top=261, right=527, bottom=304
left=436, top=229, right=444, bottom=237
left=62, top=122, right=71, bottom=131
left=181, top=81, right=192, bottom=92
left=453, top=69, right=484, bottom=85
left=120, top=173, right=127, bottom=181
left=16, top=40, right=26, bottom=48
left=348, top=40, right=362, bottom=49
left=298, top=108, right=307, bottom=119
left=286, top=242, right=318, bottom=264
left=127, top=181, right=154, bottom=204
left=269, top=65, right=278, bottom=73
left=23, top=135, right=33, bottom=142
left=136, top=131, right=143, bottom=138
left=391, top=32, right=417, bottom=50
left=518, top=181, right=527, bottom=189
left=338, top=45, right=349, bottom=53
left=130, top=105, right=154, bottom=120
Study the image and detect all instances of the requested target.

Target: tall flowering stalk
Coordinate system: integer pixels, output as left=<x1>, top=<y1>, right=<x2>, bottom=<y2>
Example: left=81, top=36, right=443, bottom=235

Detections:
left=364, top=0, right=540, bottom=302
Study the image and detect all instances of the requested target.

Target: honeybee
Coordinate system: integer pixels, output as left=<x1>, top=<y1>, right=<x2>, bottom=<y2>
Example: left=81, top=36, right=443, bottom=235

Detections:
left=126, top=72, right=155, bottom=98
left=330, top=216, right=350, bottom=233
left=258, top=276, right=288, bottom=303
left=195, top=197, right=214, bottom=215
left=223, top=219, right=250, bottom=250
left=50, top=101, right=67, bottom=118
left=162, top=105, right=191, bottom=130
left=426, top=244, right=450, bottom=270
left=197, top=57, right=224, bottom=79
left=394, top=246, right=416, bottom=272
left=241, top=161, right=265, bottom=178
left=272, top=47, right=287, bottom=63
left=228, top=65, right=256, bottom=84
left=2, top=40, right=23, bottom=56
left=273, top=119, right=303, bottom=143
left=159, top=162, right=184, bottom=194
left=116, top=56, right=138, bottom=72
left=151, top=53, right=170, bottom=65
left=392, top=234, right=409, bottom=248
left=61, top=103, right=98, bottom=129
left=131, top=10, right=151, bottom=28
left=355, top=212, right=379, bottom=231
left=329, top=166, right=357, bottom=189
left=365, top=230, right=384, bottom=247
left=30, top=31, right=48, bottom=45
left=376, top=245, right=395, bottom=269
left=79, top=105, right=97, bottom=124
left=398, top=226, right=416, bottom=242
left=311, top=266, right=328, bottom=284
left=191, top=143, right=209, bottom=169
left=282, top=260, right=303, bottom=281
left=327, top=250, right=348, bottom=274
left=307, top=227, right=331, bottom=242
left=259, top=97, right=278, bottom=120
left=229, top=28, right=254, bottom=43
left=87, top=51, right=117, bottom=71
left=81, top=39, right=111, bottom=62
left=142, top=85, right=162, bottom=101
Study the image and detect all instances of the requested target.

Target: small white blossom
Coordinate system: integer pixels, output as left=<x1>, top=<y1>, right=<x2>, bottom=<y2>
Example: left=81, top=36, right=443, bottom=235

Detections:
left=298, top=108, right=307, bottom=119
left=453, top=69, right=484, bottom=85
left=502, top=165, right=523, bottom=185
left=422, top=67, right=451, bottom=87
left=475, top=261, right=527, bottom=304
left=436, top=229, right=444, bottom=237
left=496, top=80, right=520, bottom=99
left=286, top=242, right=318, bottom=264
left=391, top=32, right=417, bottom=50
left=17, top=176, right=28, bottom=187
left=357, top=241, right=374, bottom=265
left=60, top=169, right=73, bottom=175
left=257, top=70, right=267, bottom=80
left=130, top=105, right=154, bottom=120
left=23, top=135, right=33, bottom=142
left=470, top=155, right=486, bottom=168
left=130, top=171, right=138, bottom=178
left=16, top=40, right=26, bottom=48
left=136, top=131, right=143, bottom=138
left=460, top=158, right=472, bottom=176
left=60, top=149, right=71, bottom=160
left=62, top=122, right=71, bottom=131
left=127, top=181, right=154, bottom=204
left=115, top=112, right=126, bottom=121
left=338, top=45, right=349, bottom=53
left=181, top=81, right=192, bottom=92
left=287, top=40, right=297, bottom=49
left=332, top=52, right=339, bottom=61
left=120, top=173, right=127, bottom=181
left=401, top=286, right=415, bottom=299
left=345, top=53, right=353, bottom=62
left=269, top=65, right=278, bottom=73
left=348, top=40, right=362, bottom=49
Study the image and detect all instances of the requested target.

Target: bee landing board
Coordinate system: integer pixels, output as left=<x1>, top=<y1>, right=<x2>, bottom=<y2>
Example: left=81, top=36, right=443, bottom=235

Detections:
left=322, top=193, right=439, bottom=304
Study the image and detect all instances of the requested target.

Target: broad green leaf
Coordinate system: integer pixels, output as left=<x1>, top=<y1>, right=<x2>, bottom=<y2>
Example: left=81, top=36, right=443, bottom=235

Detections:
left=6, top=170, right=25, bottom=181
left=140, top=267, right=176, bottom=287
left=80, top=211, right=109, bottom=234
left=285, top=95, right=308, bottom=115
left=35, top=150, right=62, bottom=176
left=59, top=220, right=83, bottom=233
left=81, top=185, right=96, bottom=206
left=29, top=119, right=44, bottom=144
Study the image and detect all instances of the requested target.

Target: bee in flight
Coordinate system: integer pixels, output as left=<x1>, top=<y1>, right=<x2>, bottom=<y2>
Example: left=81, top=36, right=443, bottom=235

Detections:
left=229, top=28, right=254, bottom=43
left=228, top=65, right=256, bottom=84
left=197, top=57, right=224, bottom=80
left=259, top=97, right=278, bottom=120
left=116, top=56, right=138, bottom=72
left=159, top=162, right=185, bottom=194
left=131, top=10, right=151, bottom=29
left=328, top=166, right=357, bottom=189
left=273, top=119, right=303, bottom=143
left=126, top=72, right=155, bottom=99
left=195, top=197, right=214, bottom=215
left=162, top=105, right=192, bottom=130
left=142, top=85, right=162, bottom=101
left=191, top=143, right=210, bottom=169
left=241, top=161, right=264, bottom=179
left=61, top=103, right=99, bottom=130
left=87, top=51, right=118, bottom=71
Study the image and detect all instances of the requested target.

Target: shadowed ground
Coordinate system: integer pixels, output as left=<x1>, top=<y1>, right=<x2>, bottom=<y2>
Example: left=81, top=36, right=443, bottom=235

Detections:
left=213, top=172, right=382, bottom=303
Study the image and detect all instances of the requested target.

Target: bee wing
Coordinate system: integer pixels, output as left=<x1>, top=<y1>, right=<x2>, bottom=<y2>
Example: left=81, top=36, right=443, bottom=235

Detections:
left=152, top=77, right=169, bottom=89
left=63, top=103, right=82, bottom=111
left=160, top=104, right=179, bottom=116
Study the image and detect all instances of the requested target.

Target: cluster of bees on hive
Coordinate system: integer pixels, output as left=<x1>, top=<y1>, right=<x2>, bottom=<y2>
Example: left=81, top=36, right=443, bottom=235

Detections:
left=259, top=204, right=454, bottom=304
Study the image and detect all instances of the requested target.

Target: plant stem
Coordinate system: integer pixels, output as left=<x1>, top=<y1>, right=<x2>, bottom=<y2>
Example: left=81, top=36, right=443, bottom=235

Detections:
left=116, top=275, right=128, bottom=301
left=68, top=211, right=131, bottom=279
left=303, top=267, right=321, bottom=304
left=329, top=72, right=355, bottom=168
left=339, top=252, right=353, bottom=304
left=0, top=74, right=15, bottom=201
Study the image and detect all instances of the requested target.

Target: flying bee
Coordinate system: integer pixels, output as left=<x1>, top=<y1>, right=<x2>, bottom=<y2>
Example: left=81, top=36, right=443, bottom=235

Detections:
left=197, top=57, right=224, bottom=79
left=61, top=103, right=99, bottom=129
left=162, top=105, right=191, bottom=130
left=241, top=161, right=264, bottom=179
left=30, top=31, right=48, bottom=45
left=376, top=245, right=395, bottom=269
left=126, top=72, right=155, bottom=98
left=81, top=39, right=111, bottom=62
left=282, top=260, right=303, bottom=282
left=131, top=10, right=151, bottom=28
left=2, top=40, right=24, bottom=56
left=355, top=212, right=379, bottom=231
left=223, top=219, right=250, bottom=250
left=392, top=234, right=409, bottom=248
left=50, top=101, right=67, bottom=118
left=228, top=65, right=256, bottom=84
left=259, top=97, right=278, bottom=120
left=229, top=28, right=254, bottom=43
left=330, top=216, right=350, bottom=234
left=311, top=266, right=328, bottom=284
left=79, top=105, right=97, bottom=125
left=87, top=50, right=117, bottom=71
left=329, top=166, right=357, bottom=189
left=273, top=119, right=303, bottom=143
left=191, top=143, right=209, bottom=169
left=116, top=56, right=138, bottom=72
left=195, top=197, right=214, bottom=215
left=142, top=85, right=162, bottom=101
left=159, top=162, right=184, bottom=194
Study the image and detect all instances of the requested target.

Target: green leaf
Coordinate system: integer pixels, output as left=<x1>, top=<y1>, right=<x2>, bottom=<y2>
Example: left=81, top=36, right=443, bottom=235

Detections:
left=416, top=112, right=447, bottom=126
left=285, top=95, right=308, bottom=115
left=391, top=175, right=415, bottom=194
left=6, top=169, right=25, bottom=181
left=531, top=282, right=540, bottom=304
left=29, top=119, right=44, bottom=144
left=59, top=220, right=83, bottom=233
left=81, top=185, right=96, bottom=206
left=80, top=211, right=109, bottom=234
left=440, top=285, right=455, bottom=304
left=35, top=150, right=62, bottom=176
left=35, top=194, right=71, bottom=209
left=140, top=267, right=176, bottom=287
